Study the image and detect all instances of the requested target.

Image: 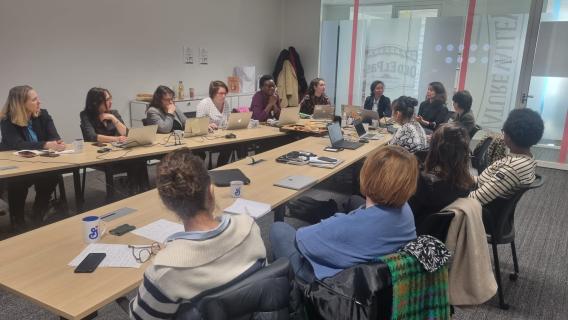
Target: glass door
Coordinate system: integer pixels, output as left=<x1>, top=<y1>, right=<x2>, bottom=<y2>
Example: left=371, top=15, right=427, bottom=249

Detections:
left=519, top=0, right=568, bottom=169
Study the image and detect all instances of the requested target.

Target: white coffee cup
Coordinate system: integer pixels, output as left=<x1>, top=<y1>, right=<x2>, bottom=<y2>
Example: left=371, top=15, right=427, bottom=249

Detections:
left=73, top=138, right=84, bottom=153
left=230, top=180, right=244, bottom=198
left=372, top=119, right=379, bottom=128
left=82, top=216, right=106, bottom=243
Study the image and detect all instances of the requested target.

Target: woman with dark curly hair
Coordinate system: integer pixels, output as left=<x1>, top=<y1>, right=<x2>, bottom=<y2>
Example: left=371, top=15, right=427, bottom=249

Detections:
left=80, top=87, right=128, bottom=143
left=299, top=78, right=331, bottom=115
left=470, top=108, right=544, bottom=205
left=388, top=96, right=428, bottom=152
left=363, top=80, right=391, bottom=117
left=417, top=81, right=450, bottom=131
left=130, top=148, right=266, bottom=318
left=409, top=123, right=475, bottom=226
left=145, top=85, right=188, bottom=133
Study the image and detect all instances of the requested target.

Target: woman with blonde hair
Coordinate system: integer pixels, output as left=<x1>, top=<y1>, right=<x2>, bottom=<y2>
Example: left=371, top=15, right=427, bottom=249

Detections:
left=0, top=85, right=65, bottom=228
left=270, top=145, right=418, bottom=281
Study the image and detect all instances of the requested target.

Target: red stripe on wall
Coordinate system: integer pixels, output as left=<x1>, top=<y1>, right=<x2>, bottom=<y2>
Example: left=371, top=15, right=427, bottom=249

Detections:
left=559, top=111, right=568, bottom=163
left=348, top=0, right=360, bottom=105
left=458, top=0, right=477, bottom=90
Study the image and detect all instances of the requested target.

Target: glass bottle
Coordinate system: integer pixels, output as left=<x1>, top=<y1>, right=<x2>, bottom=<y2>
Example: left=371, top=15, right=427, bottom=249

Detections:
left=178, top=81, right=185, bottom=100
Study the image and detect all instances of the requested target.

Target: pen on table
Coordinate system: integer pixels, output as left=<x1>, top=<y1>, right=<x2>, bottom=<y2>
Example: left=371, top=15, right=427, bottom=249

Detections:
left=100, top=211, right=117, bottom=220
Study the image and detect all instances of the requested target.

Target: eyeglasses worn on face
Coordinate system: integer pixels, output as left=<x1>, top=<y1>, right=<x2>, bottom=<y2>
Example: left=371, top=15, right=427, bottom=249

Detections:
left=129, top=242, right=161, bottom=263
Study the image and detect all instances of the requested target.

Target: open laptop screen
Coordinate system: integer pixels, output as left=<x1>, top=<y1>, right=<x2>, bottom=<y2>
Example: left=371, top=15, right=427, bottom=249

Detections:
left=327, top=122, right=343, bottom=145
left=354, top=121, right=366, bottom=137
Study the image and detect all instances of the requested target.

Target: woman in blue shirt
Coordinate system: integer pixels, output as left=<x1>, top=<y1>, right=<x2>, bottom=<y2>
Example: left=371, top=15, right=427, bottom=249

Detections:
left=270, top=145, right=418, bottom=281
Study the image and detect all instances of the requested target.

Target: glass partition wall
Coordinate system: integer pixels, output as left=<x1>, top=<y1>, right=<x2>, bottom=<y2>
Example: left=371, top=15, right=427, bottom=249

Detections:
left=320, top=0, right=568, bottom=168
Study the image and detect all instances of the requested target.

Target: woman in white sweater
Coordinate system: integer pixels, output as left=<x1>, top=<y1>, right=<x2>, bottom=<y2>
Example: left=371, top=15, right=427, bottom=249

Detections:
left=130, top=148, right=266, bottom=319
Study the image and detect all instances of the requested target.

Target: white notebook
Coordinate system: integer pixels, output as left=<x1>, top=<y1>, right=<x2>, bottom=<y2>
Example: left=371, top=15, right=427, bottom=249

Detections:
left=273, top=175, right=318, bottom=190
left=224, top=198, right=271, bottom=219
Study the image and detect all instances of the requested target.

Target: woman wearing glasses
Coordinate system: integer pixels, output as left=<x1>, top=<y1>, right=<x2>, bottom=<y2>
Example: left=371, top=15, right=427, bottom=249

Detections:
left=145, top=85, right=188, bottom=133
left=130, top=148, right=266, bottom=319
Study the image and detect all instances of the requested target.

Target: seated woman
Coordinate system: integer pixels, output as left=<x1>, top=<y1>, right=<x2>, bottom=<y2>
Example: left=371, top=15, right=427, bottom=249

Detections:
left=250, top=75, right=281, bottom=122
left=270, top=145, right=417, bottom=282
left=145, top=85, right=187, bottom=134
left=470, top=108, right=544, bottom=205
left=388, top=96, right=428, bottom=153
left=129, top=148, right=266, bottom=318
left=196, top=80, right=232, bottom=130
left=0, top=85, right=65, bottom=227
left=363, top=80, right=391, bottom=117
left=416, top=81, right=449, bottom=131
left=452, top=90, right=476, bottom=138
left=80, top=87, right=128, bottom=143
left=409, top=123, right=474, bottom=226
left=80, top=87, right=148, bottom=192
left=299, top=78, right=331, bottom=115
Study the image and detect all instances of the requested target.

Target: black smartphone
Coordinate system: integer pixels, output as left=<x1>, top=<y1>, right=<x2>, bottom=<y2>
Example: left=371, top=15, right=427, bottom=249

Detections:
left=74, top=253, right=106, bottom=273
left=40, top=152, right=60, bottom=157
left=109, top=224, right=136, bottom=236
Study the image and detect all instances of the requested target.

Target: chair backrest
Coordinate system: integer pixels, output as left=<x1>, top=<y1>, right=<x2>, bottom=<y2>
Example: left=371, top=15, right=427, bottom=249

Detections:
left=414, top=149, right=429, bottom=165
left=469, top=124, right=481, bottom=139
left=482, top=174, right=544, bottom=244
left=141, top=118, right=150, bottom=126
left=79, top=124, right=88, bottom=141
left=174, top=258, right=291, bottom=320
left=471, top=136, right=493, bottom=173
left=416, top=211, right=455, bottom=242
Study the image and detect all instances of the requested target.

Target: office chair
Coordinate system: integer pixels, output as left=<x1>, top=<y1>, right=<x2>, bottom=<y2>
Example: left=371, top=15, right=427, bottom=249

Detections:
left=471, top=136, right=493, bottom=174
left=482, top=174, right=544, bottom=309
left=174, top=258, right=292, bottom=320
left=416, top=211, right=455, bottom=242
left=469, top=124, right=481, bottom=139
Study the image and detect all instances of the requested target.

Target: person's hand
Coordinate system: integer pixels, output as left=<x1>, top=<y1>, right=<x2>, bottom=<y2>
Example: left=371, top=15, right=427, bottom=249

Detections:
left=166, top=103, right=176, bottom=114
left=45, top=140, right=66, bottom=151
left=99, top=113, right=116, bottom=123
left=416, top=115, right=423, bottom=122
left=268, top=94, right=278, bottom=106
left=116, top=136, right=127, bottom=143
left=208, top=123, right=218, bottom=131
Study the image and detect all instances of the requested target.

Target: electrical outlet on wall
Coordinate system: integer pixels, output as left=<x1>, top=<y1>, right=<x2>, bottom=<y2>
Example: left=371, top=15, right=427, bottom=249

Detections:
left=183, top=46, right=193, bottom=64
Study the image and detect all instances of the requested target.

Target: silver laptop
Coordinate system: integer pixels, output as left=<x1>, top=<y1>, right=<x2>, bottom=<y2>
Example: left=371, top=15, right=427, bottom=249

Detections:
left=277, top=107, right=300, bottom=126
left=225, top=112, right=252, bottom=130
left=273, top=175, right=318, bottom=190
left=354, top=121, right=380, bottom=140
left=184, top=117, right=209, bottom=137
left=113, top=125, right=158, bottom=148
left=327, top=122, right=363, bottom=150
left=312, top=105, right=334, bottom=121
left=360, top=109, right=380, bottom=121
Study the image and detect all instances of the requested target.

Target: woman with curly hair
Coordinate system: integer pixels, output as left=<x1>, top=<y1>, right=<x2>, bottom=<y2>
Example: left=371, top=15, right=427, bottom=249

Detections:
left=388, top=96, right=428, bottom=153
left=299, top=78, right=331, bottom=115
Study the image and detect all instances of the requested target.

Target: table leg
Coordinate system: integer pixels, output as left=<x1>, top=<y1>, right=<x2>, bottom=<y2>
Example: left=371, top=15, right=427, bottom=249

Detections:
left=72, top=169, right=84, bottom=213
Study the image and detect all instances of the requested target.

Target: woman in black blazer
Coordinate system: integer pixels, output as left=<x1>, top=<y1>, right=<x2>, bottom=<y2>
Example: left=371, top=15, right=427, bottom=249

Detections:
left=0, top=85, right=65, bottom=228
left=363, top=80, right=391, bottom=118
left=416, top=81, right=450, bottom=131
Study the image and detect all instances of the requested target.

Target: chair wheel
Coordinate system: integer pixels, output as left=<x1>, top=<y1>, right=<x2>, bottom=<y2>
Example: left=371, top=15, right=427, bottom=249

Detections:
left=509, top=273, right=518, bottom=281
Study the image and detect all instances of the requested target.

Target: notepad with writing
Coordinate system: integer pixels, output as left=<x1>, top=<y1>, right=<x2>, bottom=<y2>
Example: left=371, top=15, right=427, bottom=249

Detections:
left=224, top=198, right=272, bottom=219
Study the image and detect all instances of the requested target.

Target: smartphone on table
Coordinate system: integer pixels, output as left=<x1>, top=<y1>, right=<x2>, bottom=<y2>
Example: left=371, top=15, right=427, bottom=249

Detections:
left=74, top=253, right=106, bottom=273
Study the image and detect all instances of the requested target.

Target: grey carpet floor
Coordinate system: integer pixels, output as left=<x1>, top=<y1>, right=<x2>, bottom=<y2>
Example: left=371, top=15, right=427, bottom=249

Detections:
left=0, top=166, right=566, bottom=319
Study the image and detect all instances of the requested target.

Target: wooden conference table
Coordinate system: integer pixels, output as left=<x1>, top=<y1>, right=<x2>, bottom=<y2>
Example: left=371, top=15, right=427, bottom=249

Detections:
left=0, top=125, right=288, bottom=209
left=0, top=133, right=390, bottom=319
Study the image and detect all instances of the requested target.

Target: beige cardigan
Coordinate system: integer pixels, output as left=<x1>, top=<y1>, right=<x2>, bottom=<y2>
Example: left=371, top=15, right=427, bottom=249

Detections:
left=444, top=198, right=497, bottom=305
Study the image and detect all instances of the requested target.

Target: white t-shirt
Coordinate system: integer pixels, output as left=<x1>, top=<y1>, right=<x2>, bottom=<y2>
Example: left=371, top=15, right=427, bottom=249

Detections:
left=196, top=97, right=231, bottom=127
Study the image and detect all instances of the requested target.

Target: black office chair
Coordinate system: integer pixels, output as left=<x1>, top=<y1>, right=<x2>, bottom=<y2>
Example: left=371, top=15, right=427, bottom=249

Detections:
left=469, top=124, right=481, bottom=139
left=482, top=174, right=544, bottom=309
left=416, top=211, right=455, bottom=242
left=471, top=136, right=493, bottom=174
left=174, top=258, right=292, bottom=320
left=414, top=149, right=429, bottom=166
left=141, top=118, right=150, bottom=126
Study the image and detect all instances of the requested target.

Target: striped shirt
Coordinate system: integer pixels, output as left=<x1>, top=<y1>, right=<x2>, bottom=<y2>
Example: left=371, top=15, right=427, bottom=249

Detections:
left=469, top=153, right=536, bottom=205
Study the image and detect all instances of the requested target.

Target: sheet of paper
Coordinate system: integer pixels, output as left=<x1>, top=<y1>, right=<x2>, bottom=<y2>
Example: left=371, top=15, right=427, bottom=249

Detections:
left=68, top=243, right=141, bottom=268
left=132, top=219, right=184, bottom=243
left=224, top=198, right=272, bottom=219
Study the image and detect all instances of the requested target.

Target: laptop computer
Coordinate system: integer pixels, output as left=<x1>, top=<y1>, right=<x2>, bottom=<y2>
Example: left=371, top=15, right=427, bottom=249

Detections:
left=360, top=109, right=380, bottom=121
left=312, top=105, right=334, bottom=121
left=277, top=107, right=300, bottom=126
left=184, top=117, right=209, bottom=137
left=341, top=105, right=362, bottom=118
left=327, top=122, right=363, bottom=150
left=273, top=175, right=318, bottom=190
left=225, top=112, right=252, bottom=130
left=354, top=121, right=380, bottom=140
left=113, top=125, right=158, bottom=148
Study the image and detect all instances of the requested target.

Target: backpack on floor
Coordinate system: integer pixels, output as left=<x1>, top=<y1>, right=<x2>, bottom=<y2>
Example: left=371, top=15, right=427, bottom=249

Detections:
left=286, top=196, right=338, bottom=224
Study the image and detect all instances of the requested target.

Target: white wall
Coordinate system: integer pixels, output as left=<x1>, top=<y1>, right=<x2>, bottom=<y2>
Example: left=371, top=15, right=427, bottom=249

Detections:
left=280, top=0, right=322, bottom=82
left=0, top=0, right=283, bottom=140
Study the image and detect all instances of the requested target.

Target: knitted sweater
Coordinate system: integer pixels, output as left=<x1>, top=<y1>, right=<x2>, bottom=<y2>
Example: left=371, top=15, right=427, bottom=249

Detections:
left=129, top=214, right=266, bottom=319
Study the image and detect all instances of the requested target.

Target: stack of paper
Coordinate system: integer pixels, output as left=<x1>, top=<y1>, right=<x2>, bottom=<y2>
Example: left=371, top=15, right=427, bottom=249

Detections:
left=132, top=219, right=184, bottom=243
left=224, top=198, right=272, bottom=219
left=68, top=243, right=141, bottom=268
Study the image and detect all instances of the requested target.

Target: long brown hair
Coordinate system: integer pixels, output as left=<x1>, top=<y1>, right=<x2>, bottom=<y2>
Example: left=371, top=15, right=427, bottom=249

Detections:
left=1, top=85, right=34, bottom=126
left=424, top=123, right=474, bottom=190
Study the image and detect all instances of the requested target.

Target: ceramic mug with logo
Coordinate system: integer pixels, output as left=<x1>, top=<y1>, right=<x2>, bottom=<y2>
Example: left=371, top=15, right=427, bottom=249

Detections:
left=82, top=216, right=106, bottom=244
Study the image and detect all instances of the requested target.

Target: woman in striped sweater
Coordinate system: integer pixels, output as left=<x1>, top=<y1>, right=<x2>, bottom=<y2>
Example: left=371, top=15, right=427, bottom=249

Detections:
left=470, top=108, right=544, bottom=205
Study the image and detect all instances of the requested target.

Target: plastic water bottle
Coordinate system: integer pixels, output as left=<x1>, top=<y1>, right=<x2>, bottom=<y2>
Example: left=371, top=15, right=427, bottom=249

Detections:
left=341, top=112, right=347, bottom=127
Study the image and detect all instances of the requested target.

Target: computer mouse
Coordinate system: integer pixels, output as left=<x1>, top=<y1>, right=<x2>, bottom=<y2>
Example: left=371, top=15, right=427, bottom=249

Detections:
left=225, top=133, right=237, bottom=139
left=359, top=138, right=369, bottom=143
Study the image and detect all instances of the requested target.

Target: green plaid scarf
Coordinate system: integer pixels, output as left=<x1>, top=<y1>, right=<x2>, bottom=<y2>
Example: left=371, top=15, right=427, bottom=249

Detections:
left=380, top=252, right=450, bottom=320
